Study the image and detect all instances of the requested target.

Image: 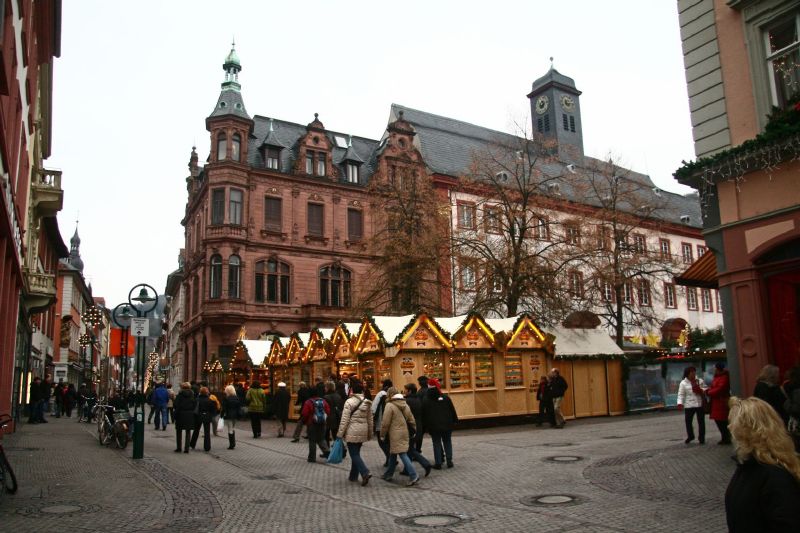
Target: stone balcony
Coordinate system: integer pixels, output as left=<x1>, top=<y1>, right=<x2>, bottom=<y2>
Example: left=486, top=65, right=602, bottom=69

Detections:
left=23, top=268, right=57, bottom=312
left=205, top=224, right=248, bottom=242
left=31, top=168, right=63, bottom=217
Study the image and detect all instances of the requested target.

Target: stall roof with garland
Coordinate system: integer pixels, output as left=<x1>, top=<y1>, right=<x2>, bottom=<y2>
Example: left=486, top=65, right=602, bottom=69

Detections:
left=242, top=339, right=271, bottom=363
left=435, top=315, right=470, bottom=337
left=550, top=326, right=624, bottom=358
left=367, top=314, right=416, bottom=345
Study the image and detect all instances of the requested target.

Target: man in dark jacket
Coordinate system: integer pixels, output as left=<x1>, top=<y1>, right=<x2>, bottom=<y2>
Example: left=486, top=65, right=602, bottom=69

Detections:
left=415, top=376, right=429, bottom=451
left=173, top=382, right=197, bottom=453
left=403, top=383, right=432, bottom=477
left=323, top=381, right=342, bottom=447
left=300, top=383, right=330, bottom=462
left=273, top=382, right=290, bottom=437
left=421, top=378, right=458, bottom=469
left=40, top=375, right=52, bottom=423
left=549, top=368, right=568, bottom=428
left=191, top=386, right=216, bottom=452
left=28, top=376, right=43, bottom=423
left=291, top=382, right=311, bottom=442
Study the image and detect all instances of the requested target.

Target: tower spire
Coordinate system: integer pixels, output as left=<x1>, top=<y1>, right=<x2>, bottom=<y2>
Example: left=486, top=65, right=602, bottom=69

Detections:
left=222, top=40, right=242, bottom=92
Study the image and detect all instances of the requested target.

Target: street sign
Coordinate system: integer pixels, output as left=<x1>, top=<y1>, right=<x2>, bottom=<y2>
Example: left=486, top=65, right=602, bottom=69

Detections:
left=131, top=318, right=149, bottom=337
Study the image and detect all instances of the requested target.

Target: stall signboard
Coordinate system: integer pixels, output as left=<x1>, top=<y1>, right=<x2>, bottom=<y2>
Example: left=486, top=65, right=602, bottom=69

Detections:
left=627, top=365, right=666, bottom=411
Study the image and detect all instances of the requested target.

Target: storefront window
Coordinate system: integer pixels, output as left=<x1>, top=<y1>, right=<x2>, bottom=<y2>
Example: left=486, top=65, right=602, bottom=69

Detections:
left=423, top=354, right=445, bottom=388
left=474, top=354, right=495, bottom=388
left=449, top=353, right=471, bottom=390
left=361, top=360, right=376, bottom=392
left=504, top=355, right=523, bottom=387
left=379, top=358, right=392, bottom=384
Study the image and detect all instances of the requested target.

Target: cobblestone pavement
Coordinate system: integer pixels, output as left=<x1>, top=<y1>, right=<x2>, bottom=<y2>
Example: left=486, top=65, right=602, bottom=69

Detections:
left=0, top=411, right=733, bottom=532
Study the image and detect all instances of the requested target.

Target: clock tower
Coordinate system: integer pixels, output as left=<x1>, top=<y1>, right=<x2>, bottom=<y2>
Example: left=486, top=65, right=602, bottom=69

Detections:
left=527, top=66, right=584, bottom=163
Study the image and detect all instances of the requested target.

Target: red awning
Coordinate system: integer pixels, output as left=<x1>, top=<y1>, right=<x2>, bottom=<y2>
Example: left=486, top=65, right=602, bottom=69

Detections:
left=674, top=251, right=718, bottom=289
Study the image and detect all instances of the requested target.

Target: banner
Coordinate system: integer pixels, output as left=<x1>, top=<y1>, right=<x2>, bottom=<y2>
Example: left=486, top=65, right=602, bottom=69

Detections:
left=109, top=327, right=135, bottom=357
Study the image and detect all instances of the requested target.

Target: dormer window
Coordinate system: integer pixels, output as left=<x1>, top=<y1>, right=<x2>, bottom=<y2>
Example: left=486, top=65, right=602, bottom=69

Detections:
left=217, top=133, right=227, bottom=161
left=346, top=163, right=359, bottom=184
left=306, top=150, right=326, bottom=176
left=265, top=147, right=280, bottom=170
left=231, top=133, right=241, bottom=162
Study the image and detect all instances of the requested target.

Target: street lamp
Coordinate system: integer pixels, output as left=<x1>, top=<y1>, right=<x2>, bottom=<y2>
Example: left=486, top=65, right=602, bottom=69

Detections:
left=82, top=305, right=103, bottom=388
left=111, top=303, right=134, bottom=392
left=126, top=283, right=158, bottom=460
left=78, top=333, right=91, bottom=385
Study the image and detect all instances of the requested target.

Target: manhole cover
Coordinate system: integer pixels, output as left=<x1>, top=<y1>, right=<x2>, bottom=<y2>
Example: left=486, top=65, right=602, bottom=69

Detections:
left=42, top=504, right=81, bottom=514
left=16, top=502, right=101, bottom=517
left=521, top=494, right=584, bottom=507
left=541, top=442, right=573, bottom=447
left=544, top=455, right=583, bottom=462
left=397, top=514, right=467, bottom=528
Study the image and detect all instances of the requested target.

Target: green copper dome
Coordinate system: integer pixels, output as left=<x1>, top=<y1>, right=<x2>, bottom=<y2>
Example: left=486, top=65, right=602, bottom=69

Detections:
left=224, top=45, right=240, bottom=68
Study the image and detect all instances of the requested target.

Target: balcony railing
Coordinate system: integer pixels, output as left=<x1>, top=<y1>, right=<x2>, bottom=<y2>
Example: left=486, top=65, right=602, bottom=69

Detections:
left=206, top=224, right=247, bottom=240
left=31, top=168, right=64, bottom=217
left=24, top=269, right=56, bottom=297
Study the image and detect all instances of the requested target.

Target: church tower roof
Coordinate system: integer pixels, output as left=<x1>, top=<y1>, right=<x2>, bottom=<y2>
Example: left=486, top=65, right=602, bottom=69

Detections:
left=68, top=226, right=84, bottom=272
left=208, top=41, right=251, bottom=121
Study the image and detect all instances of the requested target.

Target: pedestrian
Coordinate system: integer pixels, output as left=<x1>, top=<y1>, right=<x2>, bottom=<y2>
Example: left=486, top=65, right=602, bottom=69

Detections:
left=414, top=376, right=429, bottom=452
left=323, top=381, right=343, bottom=448
left=402, top=383, right=432, bottom=477
left=28, top=376, right=43, bottom=424
left=336, top=379, right=373, bottom=486
left=677, top=366, right=707, bottom=444
left=753, top=364, right=788, bottom=423
left=76, top=381, right=87, bottom=421
left=380, top=386, right=419, bottom=485
left=208, top=390, right=222, bottom=436
left=153, top=382, right=169, bottom=431
left=422, top=378, right=458, bottom=469
left=222, top=384, right=241, bottom=449
left=245, top=380, right=265, bottom=438
left=39, top=375, right=52, bottom=423
left=548, top=368, right=568, bottom=428
left=274, top=381, right=290, bottom=437
left=783, top=366, right=800, bottom=452
left=290, top=382, right=311, bottom=442
left=300, top=383, right=330, bottom=462
left=173, top=382, right=197, bottom=453
left=535, top=375, right=550, bottom=427
left=191, top=386, right=216, bottom=452
left=167, top=383, right=175, bottom=424
left=706, top=362, right=732, bottom=445
left=64, top=383, right=76, bottom=417
left=145, top=385, right=156, bottom=425
left=372, top=379, right=393, bottom=465
left=725, top=396, right=800, bottom=532
left=53, top=382, right=63, bottom=417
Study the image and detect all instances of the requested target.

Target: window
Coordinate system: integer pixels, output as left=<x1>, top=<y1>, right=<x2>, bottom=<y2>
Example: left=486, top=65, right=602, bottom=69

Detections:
left=216, top=133, right=227, bottom=161
left=460, top=262, right=476, bottom=290
left=544, top=115, right=550, bottom=131
left=449, top=353, right=471, bottom=390
left=320, top=265, right=351, bottom=307
left=229, top=188, right=243, bottom=226
left=623, top=282, right=633, bottom=304
left=681, top=243, right=694, bottom=264
left=211, top=188, right=225, bottom=225
left=687, top=288, right=698, bottom=311
left=490, top=268, right=503, bottom=293
left=255, top=259, right=290, bottom=304
left=346, top=163, right=359, bottom=183
left=562, top=113, right=569, bottom=131
left=632, top=234, right=646, bottom=254
left=716, top=290, right=722, bottom=313
left=265, top=147, right=280, bottom=170
left=473, top=354, right=495, bottom=388
left=565, top=224, right=581, bottom=245
left=347, top=209, right=363, bottom=242
left=701, top=288, right=713, bottom=312
left=457, top=203, right=476, bottom=229
left=637, top=280, right=651, bottom=306
left=231, top=133, right=241, bottom=162
left=660, top=239, right=671, bottom=260
left=537, top=116, right=550, bottom=133
left=534, top=216, right=549, bottom=240
left=766, top=14, right=800, bottom=109
left=601, top=281, right=615, bottom=302
left=596, top=225, right=610, bottom=250
left=305, top=152, right=314, bottom=174
left=228, top=255, right=241, bottom=298
left=484, top=206, right=501, bottom=234
left=209, top=255, right=222, bottom=299
left=569, top=115, right=576, bottom=132
left=568, top=271, right=583, bottom=297
left=664, top=283, right=676, bottom=309
left=317, top=152, right=326, bottom=176
left=307, top=203, right=324, bottom=237
left=697, top=245, right=706, bottom=257
left=264, top=197, right=282, bottom=232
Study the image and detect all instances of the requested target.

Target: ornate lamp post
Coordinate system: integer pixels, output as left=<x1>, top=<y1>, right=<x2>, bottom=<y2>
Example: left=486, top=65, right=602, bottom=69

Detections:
left=126, top=283, right=158, bottom=460
left=78, top=333, right=91, bottom=385
left=82, top=305, right=103, bottom=387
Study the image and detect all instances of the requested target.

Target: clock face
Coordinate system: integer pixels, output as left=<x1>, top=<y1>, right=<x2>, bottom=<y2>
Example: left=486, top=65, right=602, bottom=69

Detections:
left=535, top=95, right=549, bottom=115
left=560, top=95, right=575, bottom=111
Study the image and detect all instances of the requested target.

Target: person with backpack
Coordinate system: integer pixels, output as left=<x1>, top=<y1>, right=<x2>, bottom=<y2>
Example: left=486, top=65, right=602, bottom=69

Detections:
left=402, top=383, right=432, bottom=478
left=291, top=382, right=311, bottom=442
left=145, top=385, right=156, bottom=425
left=245, top=381, right=266, bottom=438
left=706, top=362, right=732, bottom=445
left=336, top=379, right=373, bottom=485
left=372, top=379, right=393, bottom=465
left=221, top=385, right=241, bottom=450
left=422, top=378, right=458, bottom=469
left=300, top=383, right=331, bottom=462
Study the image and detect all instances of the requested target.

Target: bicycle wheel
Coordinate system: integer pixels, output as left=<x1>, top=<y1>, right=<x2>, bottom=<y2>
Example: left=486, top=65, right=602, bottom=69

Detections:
left=114, top=426, right=128, bottom=449
left=0, top=450, right=18, bottom=494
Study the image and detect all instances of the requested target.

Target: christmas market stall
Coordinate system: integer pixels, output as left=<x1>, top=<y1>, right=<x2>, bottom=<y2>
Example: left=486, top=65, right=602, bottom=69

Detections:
left=204, top=358, right=225, bottom=392
left=267, top=336, right=291, bottom=393
left=228, top=342, right=255, bottom=388
left=241, top=338, right=273, bottom=389
left=305, top=328, right=335, bottom=383
left=331, top=322, right=362, bottom=379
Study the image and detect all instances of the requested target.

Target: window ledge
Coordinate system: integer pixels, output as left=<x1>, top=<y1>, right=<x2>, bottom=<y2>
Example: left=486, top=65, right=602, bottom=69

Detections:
left=261, top=229, right=288, bottom=240
left=344, top=239, right=366, bottom=250
left=304, top=235, right=329, bottom=245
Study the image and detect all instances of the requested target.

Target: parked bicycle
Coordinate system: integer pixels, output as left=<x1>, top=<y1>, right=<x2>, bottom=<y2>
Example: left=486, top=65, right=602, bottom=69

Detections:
left=95, top=403, right=129, bottom=449
left=0, top=414, right=19, bottom=502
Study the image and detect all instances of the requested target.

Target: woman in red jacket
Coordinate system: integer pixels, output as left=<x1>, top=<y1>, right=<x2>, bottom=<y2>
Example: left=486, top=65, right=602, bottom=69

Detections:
left=707, top=362, right=732, bottom=445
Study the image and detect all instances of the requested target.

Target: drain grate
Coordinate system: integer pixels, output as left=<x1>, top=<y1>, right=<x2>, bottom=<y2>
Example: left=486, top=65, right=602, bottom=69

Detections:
left=521, top=494, right=585, bottom=507
left=544, top=455, right=583, bottom=462
left=397, top=513, right=468, bottom=528
left=540, top=442, right=574, bottom=447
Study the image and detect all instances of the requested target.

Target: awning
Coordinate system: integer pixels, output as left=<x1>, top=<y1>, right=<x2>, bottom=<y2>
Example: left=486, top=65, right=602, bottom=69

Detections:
left=674, top=251, right=718, bottom=289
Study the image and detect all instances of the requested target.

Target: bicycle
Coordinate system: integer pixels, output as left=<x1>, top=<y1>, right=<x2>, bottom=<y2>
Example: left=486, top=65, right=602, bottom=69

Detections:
left=0, top=414, right=19, bottom=502
left=95, top=403, right=129, bottom=449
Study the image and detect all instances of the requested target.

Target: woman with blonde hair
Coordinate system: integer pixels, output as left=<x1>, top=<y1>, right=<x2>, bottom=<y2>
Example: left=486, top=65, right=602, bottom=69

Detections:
left=725, top=396, right=800, bottom=532
left=222, top=384, right=241, bottom=449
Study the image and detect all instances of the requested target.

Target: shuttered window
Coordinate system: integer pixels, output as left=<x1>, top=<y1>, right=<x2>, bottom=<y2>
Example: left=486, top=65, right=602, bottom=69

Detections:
left=348, top=209, right=363, bottom=241
left=211, top=188, right=225, bottom=225
left=265, top=197, right=282, bottom=232
left=308, top=203, right=324, bottom=236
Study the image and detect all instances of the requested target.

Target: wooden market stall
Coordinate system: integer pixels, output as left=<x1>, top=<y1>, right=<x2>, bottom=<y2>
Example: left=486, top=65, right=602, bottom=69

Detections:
left=331, top=322, right=361, bottom=379
left=228, top=341, right=255, bottom=387
left=242, top=339, right=273, bottom=390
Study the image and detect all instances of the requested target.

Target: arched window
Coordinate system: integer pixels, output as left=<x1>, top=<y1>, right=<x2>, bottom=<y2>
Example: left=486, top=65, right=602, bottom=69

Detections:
left=228, top=255, right=241, bottom=299
left=231, top=133, right=241, bottom=162
left=255, top=259, right=290, bottom=304
left=320, top=264, right=351, bottom=307
left=209, top=254, right=222, bottom=299
left=217, top=133, right=227, bottom=161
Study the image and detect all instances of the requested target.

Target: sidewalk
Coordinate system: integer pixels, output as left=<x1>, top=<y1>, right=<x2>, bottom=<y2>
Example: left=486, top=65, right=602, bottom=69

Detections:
left=0, top=411, right=733, bottom=532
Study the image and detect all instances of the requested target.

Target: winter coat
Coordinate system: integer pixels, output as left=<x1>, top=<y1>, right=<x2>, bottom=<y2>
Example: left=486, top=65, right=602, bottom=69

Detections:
left=324, top=392, right=342, bottom=432
left=30, top=382, right=43, bottom=402
left=677, top=377, right=706, bottom=409
left=273, top=388, right=290, bottom=420
left=245, top=386, right=266, bottom=413
left=295, top=386, right=311, bottom=407
left=196, top=394, right=216, bottom=422
left=337, top=394, right=373, bottom=443
left=753, top=382, right=788, bottom=422
left=300, top=396, right=330, bottom=427
left=405, top=393, right=424, bottom=435
left=706, top=371, right=731, bottom=421
left=153, top=386, right=170, bottom=407
left=221, top=395, right=241, bottom=420
left=422, top=388, right=458, bottom=433
left=725, top=457, right=800, bottom=533
left=380, top=395, right=416, bottom=454
left=173, top=389, right=197, bottom=430
left=549, top=375, right=568, bottom=398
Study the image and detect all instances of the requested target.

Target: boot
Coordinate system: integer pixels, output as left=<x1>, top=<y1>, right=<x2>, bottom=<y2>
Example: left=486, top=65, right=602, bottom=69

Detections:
left=228, top=432, right=235, bottom=450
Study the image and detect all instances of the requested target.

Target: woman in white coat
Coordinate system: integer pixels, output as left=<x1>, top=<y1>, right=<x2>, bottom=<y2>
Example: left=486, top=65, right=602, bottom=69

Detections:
left=677, top=366, right=707, bottom=444
left=336, top=380, right=373, bottom=486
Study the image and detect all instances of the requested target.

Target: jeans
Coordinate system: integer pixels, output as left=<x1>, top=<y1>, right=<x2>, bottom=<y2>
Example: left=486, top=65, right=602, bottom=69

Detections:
left=385, top=452, right=417, bottom=480
left=684, top=407, right=705, bottom=442
left=430, top=430, right=453, bottom=466
left=154, top=406, right=169, bottom=429
left=346, top=442, right=369, bottom=481
left=407, top=444, right=431, bottom=469
left=553, top=396, right=565, bottom=427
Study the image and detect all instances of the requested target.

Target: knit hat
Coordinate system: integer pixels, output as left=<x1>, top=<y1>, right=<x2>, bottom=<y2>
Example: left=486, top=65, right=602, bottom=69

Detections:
left=428, top=378, right=441, bottom=390
left=278, top=382, right=286, bottom=387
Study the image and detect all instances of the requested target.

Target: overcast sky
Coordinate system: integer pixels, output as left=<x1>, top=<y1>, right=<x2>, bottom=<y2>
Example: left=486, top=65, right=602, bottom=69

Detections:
left=49, top=0, right=695, bottom=307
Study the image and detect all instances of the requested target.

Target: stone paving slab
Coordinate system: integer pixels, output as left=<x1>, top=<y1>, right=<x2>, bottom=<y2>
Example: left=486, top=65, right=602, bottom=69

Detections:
left=0, top=411, right=733, bottom=532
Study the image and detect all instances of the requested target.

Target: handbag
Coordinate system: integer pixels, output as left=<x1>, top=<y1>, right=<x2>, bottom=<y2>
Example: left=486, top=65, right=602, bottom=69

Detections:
left=327, top=438, right=345, bottom=464
left=216, top=417, right=225, bottom=433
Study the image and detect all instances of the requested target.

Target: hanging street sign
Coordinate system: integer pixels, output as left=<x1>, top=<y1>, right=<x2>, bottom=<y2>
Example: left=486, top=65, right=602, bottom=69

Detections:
left=131, top=318, right=149, bottom=337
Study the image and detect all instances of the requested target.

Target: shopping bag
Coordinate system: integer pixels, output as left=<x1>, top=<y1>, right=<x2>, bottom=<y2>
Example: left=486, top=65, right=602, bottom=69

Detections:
left=327, top=438, right=345, bottom=464
left=217, top=417, right=225, bottom=433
